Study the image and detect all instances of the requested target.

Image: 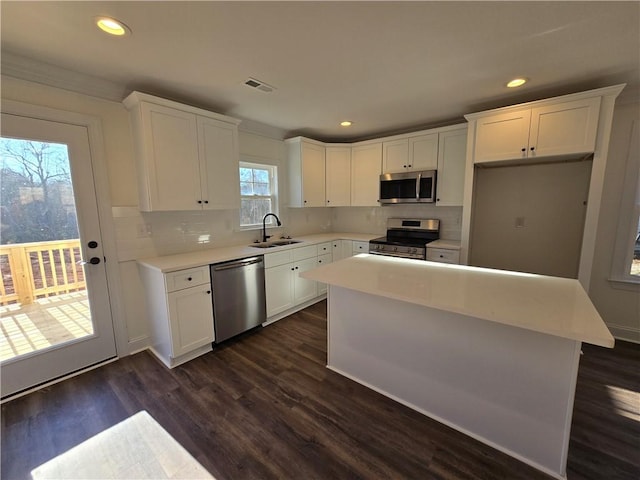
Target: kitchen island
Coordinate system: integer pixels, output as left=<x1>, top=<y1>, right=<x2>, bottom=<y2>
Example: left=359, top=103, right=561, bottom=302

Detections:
left=301, top=254, right=614, bottom=479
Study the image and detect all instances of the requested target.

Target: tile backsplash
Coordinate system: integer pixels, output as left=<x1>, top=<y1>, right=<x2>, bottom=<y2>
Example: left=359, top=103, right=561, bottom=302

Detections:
left=112, top=206, right=332, bottom=261
left=331, top=204, right=463, bottom=240
left=113, top=204, right=461, bottom=262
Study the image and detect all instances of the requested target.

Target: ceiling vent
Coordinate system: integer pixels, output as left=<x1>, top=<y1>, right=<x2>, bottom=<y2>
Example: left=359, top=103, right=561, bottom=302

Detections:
left=244, top=77, right=275, bottom=93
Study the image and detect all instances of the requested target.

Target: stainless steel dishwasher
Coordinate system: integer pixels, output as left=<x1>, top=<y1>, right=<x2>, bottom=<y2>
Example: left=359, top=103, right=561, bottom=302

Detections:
left=210, top=256, right=266, bottom=343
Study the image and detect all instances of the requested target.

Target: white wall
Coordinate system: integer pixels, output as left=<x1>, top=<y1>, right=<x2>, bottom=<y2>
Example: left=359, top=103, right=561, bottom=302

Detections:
left=469, top=160, right=592, bottom=278
left=589, top=98, right=640, bottom=342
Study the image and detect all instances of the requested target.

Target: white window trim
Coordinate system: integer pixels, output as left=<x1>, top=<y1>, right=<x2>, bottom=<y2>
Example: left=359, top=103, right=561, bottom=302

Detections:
left=239, top=160, right=279, bottom=231
left=610, top=119, right=640, bottom=286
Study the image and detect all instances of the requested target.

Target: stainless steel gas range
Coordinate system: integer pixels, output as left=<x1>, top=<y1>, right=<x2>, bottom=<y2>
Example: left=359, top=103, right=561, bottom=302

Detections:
left=369, top=218, right=440, bottom=260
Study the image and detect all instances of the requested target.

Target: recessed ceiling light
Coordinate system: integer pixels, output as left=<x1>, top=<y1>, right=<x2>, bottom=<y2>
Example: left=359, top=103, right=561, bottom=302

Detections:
left=95, top=16, right=131, bottom=36
left=507, top=78, right=527, bottom=88
left=340, top=121, right=353, bottom=127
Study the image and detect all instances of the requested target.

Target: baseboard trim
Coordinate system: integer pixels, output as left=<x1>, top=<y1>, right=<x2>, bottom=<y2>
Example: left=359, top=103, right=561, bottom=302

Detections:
left=609, top=324, right=640, bottom=344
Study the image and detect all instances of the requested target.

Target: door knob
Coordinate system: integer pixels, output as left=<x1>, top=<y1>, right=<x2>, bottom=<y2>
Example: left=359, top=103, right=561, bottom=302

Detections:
left=77, top=257, right=101, bottom=265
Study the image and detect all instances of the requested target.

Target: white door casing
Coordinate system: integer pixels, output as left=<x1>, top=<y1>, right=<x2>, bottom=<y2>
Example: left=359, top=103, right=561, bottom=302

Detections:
left=1, top=100, right=123, bottom=397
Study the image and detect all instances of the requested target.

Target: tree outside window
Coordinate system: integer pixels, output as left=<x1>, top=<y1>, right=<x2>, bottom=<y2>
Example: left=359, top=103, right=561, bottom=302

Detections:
left=0, top=138, right=78, bottom=244
left=239, top=162, right=278, bottom=228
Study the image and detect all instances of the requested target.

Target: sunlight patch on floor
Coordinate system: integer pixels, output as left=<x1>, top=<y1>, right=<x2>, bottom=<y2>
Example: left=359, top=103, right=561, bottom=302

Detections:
left=31, top=411, right=215, bottom=480
left=606, top=384, right=640, bottom=422
left=0, top=292, right=93, bottom=361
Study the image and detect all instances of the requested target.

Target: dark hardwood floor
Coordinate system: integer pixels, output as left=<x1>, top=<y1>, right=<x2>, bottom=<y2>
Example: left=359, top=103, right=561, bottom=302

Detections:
left=2, top=301, right=639, bottom=479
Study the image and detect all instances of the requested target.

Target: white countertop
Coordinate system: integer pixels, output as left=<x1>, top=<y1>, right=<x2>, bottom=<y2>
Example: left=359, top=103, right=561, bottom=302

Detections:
left=301, top=254, right=614, bottom=348
left=137, top=233, right=377, bottom=273
left=427, top=239, right=461, bottom=250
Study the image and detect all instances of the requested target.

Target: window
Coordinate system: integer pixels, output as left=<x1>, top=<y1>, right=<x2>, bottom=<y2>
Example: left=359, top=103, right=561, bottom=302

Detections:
left=239, top=162, right=278, bottom=228
left=611, top=119, right=640, bottom=284
left=632, top=216, right=640, bottom=276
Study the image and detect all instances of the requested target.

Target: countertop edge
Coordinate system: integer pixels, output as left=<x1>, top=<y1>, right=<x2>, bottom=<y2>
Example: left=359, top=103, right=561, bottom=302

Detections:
left=137, top=233, right=378, bottom=273
left=301, top=255, right=615, bottom=348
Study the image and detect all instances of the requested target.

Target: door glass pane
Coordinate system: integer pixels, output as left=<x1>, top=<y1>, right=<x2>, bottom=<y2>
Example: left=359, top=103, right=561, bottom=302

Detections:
left=0, top=137, right=93, bottom=361
left=631, top=217, right=640, bottom=276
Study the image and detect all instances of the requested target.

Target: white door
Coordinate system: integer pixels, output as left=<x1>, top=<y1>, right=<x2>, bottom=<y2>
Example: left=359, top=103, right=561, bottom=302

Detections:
left=0, top=112, right=117, bottom=397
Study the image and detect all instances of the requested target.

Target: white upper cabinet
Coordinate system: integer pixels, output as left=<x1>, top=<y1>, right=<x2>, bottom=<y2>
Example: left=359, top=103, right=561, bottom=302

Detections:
left=351, top=142, right=382, bottom=206
left=472, top=96, right=601, bottom=164
left=382, top=133, right=439, bottom=173
left=382, top=138, right=409, bottom=172
left=529, top=97, right=601, bottom=158
left=409, top=133, right=439, bottom=171
left=325, top=146, right=351, bottom=206
left=124, top=92, right=241, bottom=212
left=436, top=127, right=467, bottom=207
left=197, top=116, right=240, bottom=210
left=286, top=137, right=326, bottom=207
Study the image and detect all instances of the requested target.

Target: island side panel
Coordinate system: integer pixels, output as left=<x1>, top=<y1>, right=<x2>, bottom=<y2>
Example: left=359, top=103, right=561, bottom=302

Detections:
left=327, top=286, right=581, bottom=479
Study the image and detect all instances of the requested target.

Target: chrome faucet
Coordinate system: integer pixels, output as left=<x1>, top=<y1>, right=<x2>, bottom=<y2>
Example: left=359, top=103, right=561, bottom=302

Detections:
left=262, top=213, right=282, bottom=242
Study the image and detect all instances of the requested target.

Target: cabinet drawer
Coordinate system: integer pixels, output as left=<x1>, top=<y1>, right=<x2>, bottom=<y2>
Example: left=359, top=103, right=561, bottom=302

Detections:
left=165, top=266, right=210, bottom=292
left=317, top=253, right=332, bottom=266
left=427, top=248, right=460, bottom=264
left=316, top=242, right=331, bottom=256
left=264, top=250, right=294, bottom=268
left=293, top=245, right=318, bottom=261
left=352, top=241, right=369, bottom=254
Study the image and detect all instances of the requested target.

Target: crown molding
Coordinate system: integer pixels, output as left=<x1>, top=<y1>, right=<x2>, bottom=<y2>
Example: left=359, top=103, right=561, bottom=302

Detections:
left=1, top=51, right=128, bottom=102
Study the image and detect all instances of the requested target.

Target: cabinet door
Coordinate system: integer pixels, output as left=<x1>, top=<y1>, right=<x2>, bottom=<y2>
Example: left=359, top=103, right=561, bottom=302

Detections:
left=325, top=146, right=351, bottom=206
left=382, top=138, right=409, bottom=173
left=139, top=102, right=201, bottom=211
left=265, top=263, right=295, bottom=317
left=333, top=239, right=354, bottom=260
left=353, top=241, right=369, bottom=254
left=529, top=97, right=601, bottom=158
left=351, top=143, right=382, bottom=206
left=474, top=109, right=531, bottom=163
left=293, top=256, right=318, bottom=304
left=167, top=284, right=214, bottom=358
left=409, top=133, right=439, bottom=171
left=301, top=142, right=326, bottom=207
left=316, top=253, right=333, bottom=295
left=436, top=128, right=467, bottom=206
left=198, top=116, right=240, bottom=210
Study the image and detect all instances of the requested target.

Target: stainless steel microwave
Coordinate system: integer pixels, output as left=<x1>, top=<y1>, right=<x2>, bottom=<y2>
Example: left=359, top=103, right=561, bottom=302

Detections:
left=379, top=170, right=437, bottom=204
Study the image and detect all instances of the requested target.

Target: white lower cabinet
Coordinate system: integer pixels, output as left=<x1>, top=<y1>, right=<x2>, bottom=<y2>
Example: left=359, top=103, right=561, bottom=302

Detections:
left=316, top=245, right=333, bottom=294
left=138, top=265, right=215, bottom=368
left=427, top=247, right=460, bottom=264
left=352, top=241, right=369, bottom=255
left=332, top=239, right=352, bottom=260
left=265, top=246, right=325, bottom=318
left=293, top=257, right=319, bottom=303
left=264, top=262, right=295, bottom=317
left=168, top=285, right=215, bottom=357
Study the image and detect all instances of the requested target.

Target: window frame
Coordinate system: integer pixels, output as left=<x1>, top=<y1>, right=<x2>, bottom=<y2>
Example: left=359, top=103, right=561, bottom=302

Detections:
left=238, top=160, right=279, bottom=230
left=610, top=119, right=640, bottom=286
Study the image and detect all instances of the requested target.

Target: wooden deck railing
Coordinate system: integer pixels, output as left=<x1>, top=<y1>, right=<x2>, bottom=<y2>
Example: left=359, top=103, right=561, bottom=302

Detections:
left=0, top=239, right=86, bottom=306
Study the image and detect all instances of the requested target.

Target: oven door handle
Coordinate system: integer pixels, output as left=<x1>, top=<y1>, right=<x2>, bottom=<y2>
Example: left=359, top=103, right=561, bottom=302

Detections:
left=416, top=172, right=421, bottom=200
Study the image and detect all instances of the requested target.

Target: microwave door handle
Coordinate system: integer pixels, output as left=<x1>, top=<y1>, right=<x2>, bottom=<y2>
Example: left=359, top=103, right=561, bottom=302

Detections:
left=416, top=173, right=421, bottom=200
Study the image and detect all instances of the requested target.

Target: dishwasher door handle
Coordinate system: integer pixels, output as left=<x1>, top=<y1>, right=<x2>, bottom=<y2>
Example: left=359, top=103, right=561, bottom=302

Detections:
left=213, top=257, right=263, bottom=272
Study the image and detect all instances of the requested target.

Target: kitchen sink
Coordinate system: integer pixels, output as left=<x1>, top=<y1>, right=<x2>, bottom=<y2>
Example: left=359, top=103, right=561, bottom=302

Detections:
left=250, top=239, right=302, bottom=248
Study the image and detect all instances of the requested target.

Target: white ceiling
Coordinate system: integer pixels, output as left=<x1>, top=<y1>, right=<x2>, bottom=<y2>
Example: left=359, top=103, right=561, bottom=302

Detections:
left=1, top=1, right=639, bottom=141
